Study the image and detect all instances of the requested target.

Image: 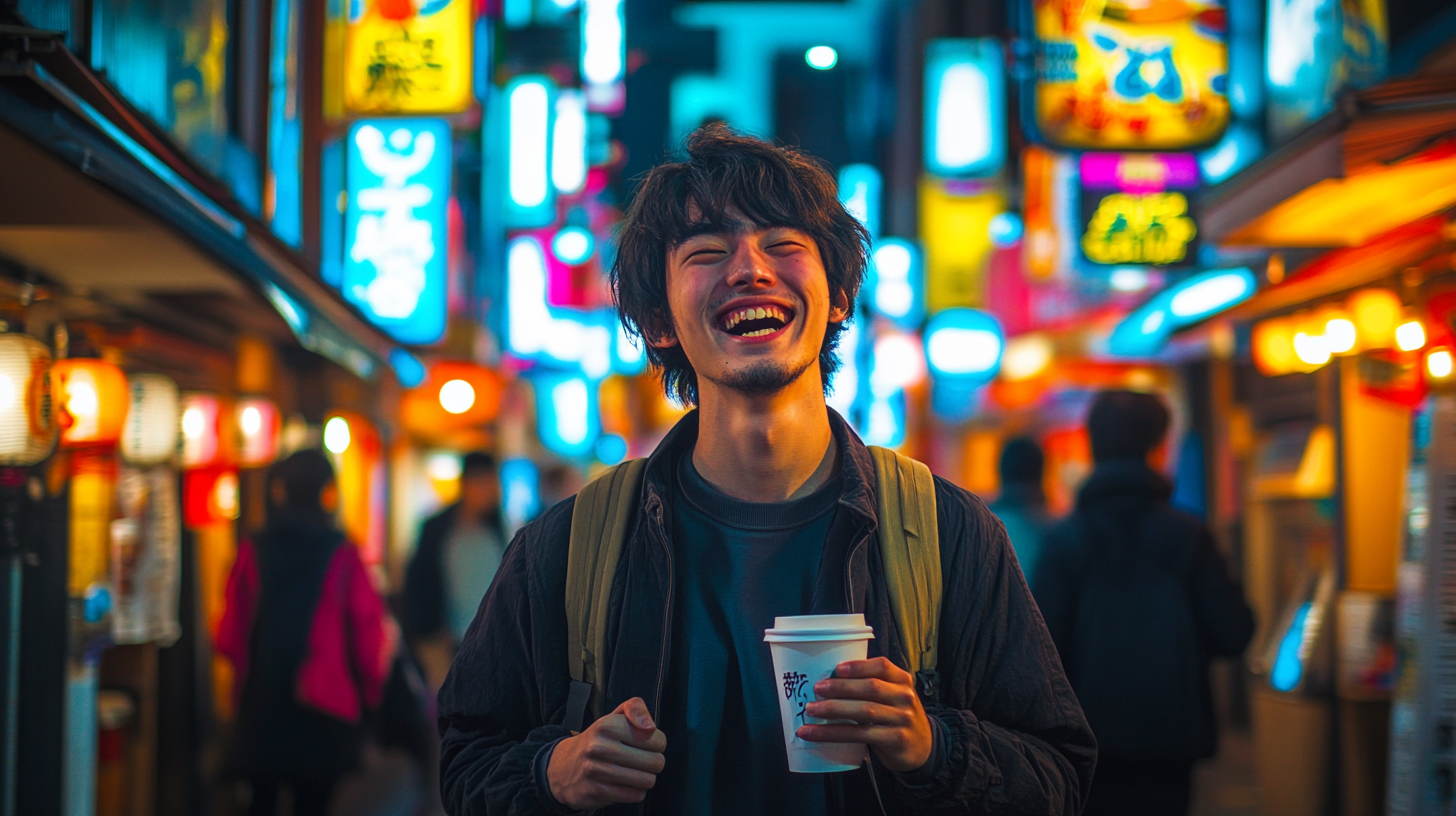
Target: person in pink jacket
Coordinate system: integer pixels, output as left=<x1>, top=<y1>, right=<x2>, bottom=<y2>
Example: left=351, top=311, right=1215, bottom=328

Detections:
left=217, top=449, right=394, bottom=816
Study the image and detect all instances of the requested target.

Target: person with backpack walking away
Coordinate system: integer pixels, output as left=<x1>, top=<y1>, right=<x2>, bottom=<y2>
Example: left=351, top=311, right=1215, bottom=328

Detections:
left=436, top=124, right=1095, bottom=815
left=1033, top=391, right=1255, bottom=816
left=217, top=450, right=394, bottom=816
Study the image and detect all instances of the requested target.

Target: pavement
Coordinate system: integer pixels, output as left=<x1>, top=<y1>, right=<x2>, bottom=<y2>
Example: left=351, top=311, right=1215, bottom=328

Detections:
left=1192, top=728, right=1262, bottom=816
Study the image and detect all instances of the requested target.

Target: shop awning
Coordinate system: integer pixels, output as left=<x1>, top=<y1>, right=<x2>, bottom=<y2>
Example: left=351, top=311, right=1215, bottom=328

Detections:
left=0, top=25, right=395, bottom=380
left=1198, top=76, right=1456, bottom=249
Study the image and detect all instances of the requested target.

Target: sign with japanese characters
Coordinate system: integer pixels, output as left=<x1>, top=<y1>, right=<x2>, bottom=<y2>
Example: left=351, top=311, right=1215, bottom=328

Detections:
left=344, top=118, right=451, bottom=344
left=1079, top=152, right=1199, bottom=267
left=343, top=0, right=473, bottom=114
left=1030, top=0, right=1230, bottom=150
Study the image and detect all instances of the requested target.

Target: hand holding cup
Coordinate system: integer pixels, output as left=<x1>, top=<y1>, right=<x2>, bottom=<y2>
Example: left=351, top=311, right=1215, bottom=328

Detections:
left=546, top=696, right=667, bottom=809
left=796, top=657, right=934, bottom=773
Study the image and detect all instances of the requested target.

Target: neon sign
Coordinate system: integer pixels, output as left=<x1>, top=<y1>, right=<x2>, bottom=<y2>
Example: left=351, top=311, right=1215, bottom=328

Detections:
left=507, top=235, right=639, bottom=378
left=1107, top=267, right=1256, bottom=356
left=532, top=371, right=601, bottom=458
left=344, top=0, right=473, bottom=114
left=506, top=75, right=556, bottom=229
left=1079, top=153, right=1199, bottom=267
left=1265, top=0, right=1386, bottom=141
left=344, top=118, right=451, bottom=344
left=924, top=39, right=1006, bottom=178
left=838, top=164, right=882, bottom=239
left=867, top=239, right=924, bottom=329
left=1029, top=0, right=1230, bottom=150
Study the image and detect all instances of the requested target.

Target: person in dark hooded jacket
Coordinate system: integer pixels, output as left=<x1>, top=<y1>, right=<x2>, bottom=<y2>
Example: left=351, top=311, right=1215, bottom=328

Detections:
left=1034, top=390, right=1255, bottom=816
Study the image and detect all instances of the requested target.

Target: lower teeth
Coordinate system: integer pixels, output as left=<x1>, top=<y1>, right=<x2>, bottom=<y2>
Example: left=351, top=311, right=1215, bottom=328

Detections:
left=742, top=328, right=774, bottom=337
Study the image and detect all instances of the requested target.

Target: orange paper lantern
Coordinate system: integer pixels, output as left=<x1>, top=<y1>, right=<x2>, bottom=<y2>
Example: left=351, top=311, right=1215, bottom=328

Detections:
left=51, top=359, right=128, bottom=448
left=400, top=361, right=504, bottom=438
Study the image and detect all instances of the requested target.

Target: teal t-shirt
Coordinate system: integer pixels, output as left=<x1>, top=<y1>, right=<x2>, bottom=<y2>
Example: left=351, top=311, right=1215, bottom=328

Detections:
left=653, top=453, right=840, bottom=815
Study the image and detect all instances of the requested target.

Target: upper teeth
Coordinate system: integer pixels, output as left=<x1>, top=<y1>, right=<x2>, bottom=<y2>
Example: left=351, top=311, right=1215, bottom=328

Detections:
left=724, top=306, right=788, bottom=331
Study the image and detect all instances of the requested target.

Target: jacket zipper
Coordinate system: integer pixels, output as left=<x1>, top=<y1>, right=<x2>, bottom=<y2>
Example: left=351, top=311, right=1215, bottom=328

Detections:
left=645, top=494, right=672, bottom=816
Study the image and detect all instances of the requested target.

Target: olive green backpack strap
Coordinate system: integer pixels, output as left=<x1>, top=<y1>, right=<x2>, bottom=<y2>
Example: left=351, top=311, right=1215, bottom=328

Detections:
left=867, top=446, right=943, bottom=702
left=563, top=457, right=647, bottom=732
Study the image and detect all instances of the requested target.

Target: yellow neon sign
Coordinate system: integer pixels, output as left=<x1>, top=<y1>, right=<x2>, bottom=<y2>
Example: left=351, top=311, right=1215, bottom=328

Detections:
left=344, top=0, right=473, bottom=115
left=1081, top=191, right=1196, bottom=265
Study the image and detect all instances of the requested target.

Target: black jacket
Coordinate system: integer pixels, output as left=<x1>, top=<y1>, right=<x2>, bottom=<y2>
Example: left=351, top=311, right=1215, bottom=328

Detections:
left=1033, top=460, right=1255, bottom=763
left=438, top=411, right=1096, bottom=815
left=402, top=503, right=461, bottom=641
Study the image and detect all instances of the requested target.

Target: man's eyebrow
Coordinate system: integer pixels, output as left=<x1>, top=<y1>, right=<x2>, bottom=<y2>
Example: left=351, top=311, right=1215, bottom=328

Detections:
left=669, top=218, right=799, bottom=250
left=670, top=219, right=750, bottom=249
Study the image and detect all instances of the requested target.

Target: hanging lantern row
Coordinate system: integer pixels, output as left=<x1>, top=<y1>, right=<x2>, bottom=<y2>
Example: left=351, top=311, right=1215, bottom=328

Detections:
left=1252, top=288, right=1428, bottom=376
left=0, top=332, right=285, bottom=469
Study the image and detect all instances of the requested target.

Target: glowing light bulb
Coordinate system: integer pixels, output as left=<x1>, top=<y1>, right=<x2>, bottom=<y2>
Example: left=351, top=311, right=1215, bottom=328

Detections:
left=439, top=379, right=477, bottom=415
left=805, top=45, right=838, bottom=70
left=182, top=407, right=204, bottom=438
left=1428, top=349, right=1454, bottom=379
left=324, top=416, right=351, bottom=454
left=1397, top=320, right=1427, bottom=352
left=240, top=405, right=263, bottom=436
left=1324, top=318, right=1356, bottom=354
left=1293, top=332, right=1331, bottom=366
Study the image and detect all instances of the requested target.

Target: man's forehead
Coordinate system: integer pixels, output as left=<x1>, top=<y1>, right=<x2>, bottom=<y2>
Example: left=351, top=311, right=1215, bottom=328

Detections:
left=673, top=202, right=799, bottom=247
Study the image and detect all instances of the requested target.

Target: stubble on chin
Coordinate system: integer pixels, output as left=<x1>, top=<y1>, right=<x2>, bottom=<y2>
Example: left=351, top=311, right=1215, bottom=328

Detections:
left=708, top=356, right=815, bottom=397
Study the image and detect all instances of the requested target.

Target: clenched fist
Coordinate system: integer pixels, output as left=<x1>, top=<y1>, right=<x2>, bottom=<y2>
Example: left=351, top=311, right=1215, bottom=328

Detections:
left=547, top=697, right=668, bottom=809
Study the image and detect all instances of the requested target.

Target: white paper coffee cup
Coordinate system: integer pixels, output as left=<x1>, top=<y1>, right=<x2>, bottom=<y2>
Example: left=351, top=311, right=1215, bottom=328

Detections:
left=764, top=613, right=875, bottom=773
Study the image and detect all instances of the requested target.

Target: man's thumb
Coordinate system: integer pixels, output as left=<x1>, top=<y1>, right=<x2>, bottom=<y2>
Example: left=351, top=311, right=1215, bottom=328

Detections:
left=617, top=696, right=655, bottom=731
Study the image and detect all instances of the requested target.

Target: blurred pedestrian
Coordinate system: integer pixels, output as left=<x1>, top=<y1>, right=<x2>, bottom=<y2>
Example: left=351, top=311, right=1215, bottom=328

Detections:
left=1034, top=390, right=1255, bottom=816
left=217, top=450, right=393, bottom=816
left=988, top=436, right=1052, bottom=589
left=401, top=451, right=505, bottom=691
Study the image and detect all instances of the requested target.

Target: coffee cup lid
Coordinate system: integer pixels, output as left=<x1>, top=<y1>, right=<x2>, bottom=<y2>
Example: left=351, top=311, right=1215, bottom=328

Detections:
left=763, top=613, right=874, bottom=642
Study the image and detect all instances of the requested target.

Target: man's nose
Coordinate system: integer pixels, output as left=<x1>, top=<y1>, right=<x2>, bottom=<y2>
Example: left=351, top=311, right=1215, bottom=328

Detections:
left=724, top=244, right=776, bottom=289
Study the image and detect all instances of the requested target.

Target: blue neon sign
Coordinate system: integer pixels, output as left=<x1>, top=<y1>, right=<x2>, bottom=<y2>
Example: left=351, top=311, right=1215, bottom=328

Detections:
left=532, top=371, right=601, bottom=458
left=1107, top=267, right=1257, bottom=357
left=923, top=308, right=1004, bottom=385
left=838, top=164, right=882, bottom=240
left=924, top=39, right=1006, bottom=179
left=344, top=118, right=451, bottom=345
left=866, top=239, right=924, bottom=329
left=505, top=75, right=557, bottom=229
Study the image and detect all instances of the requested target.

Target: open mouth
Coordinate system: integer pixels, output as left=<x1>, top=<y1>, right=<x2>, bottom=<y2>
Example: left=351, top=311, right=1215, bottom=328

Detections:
left=719, top=305, right=793, bottom=338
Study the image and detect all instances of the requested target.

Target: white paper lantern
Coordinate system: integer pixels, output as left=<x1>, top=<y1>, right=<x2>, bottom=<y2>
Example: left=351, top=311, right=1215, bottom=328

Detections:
left=121, top=374, right=180, bottom=465
left=0, top=332, right=56, bottom=466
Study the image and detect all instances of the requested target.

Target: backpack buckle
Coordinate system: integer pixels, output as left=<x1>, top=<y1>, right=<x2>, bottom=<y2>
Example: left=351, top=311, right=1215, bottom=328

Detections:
left=914, top=670, right=939, bottom=704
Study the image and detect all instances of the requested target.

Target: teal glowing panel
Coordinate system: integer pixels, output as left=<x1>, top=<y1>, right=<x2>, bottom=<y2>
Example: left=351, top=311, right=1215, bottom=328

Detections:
left=344, top=119, right=452, bottom=345
left=924, top=39, right=1006, bottom=179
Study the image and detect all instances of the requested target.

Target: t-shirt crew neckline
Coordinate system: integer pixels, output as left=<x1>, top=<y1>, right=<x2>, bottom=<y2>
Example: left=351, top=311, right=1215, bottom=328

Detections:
left=678, top=449, right=842, bottom=531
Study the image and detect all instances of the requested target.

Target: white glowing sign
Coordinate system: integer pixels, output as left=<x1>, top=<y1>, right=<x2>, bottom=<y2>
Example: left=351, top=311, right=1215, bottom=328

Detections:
left=507, top=234, right=631, bottom=378
left=344, top=119, right=450, bottom=344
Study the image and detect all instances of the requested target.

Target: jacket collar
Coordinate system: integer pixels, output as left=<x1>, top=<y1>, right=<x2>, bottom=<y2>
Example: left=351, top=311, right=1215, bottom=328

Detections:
left=639, top=406, right=880, bottom=526
left=1076, top=459, right=1173, bottom=509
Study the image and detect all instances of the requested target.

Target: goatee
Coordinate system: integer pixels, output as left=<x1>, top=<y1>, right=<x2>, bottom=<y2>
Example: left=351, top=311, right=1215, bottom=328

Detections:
left=711, top=358, right=813, bottom=396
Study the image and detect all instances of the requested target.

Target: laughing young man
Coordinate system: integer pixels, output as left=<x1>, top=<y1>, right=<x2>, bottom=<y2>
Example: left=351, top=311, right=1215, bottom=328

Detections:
left=438, top=126, right=1095, bottom=815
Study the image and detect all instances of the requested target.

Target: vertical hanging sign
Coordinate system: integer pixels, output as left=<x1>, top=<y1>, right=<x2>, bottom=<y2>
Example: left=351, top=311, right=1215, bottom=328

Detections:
left=344, top=0, right=473, bottom=114
left=344, top=118, right=452, bottom=345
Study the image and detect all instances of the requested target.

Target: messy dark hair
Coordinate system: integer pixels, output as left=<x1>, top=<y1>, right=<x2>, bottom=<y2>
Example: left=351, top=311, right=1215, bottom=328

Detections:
left=611, top=124, right=870, bottom=406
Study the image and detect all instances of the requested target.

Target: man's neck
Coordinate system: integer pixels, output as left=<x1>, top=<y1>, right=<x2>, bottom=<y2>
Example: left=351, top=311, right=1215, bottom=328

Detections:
left=691, top=365, right=838, bottom=503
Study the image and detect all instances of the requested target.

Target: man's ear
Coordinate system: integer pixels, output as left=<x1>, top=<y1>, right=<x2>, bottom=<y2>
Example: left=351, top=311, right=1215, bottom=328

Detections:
left=643, top=315, right=680, bottom=349
left=828, top=289, right=852, bottom=324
